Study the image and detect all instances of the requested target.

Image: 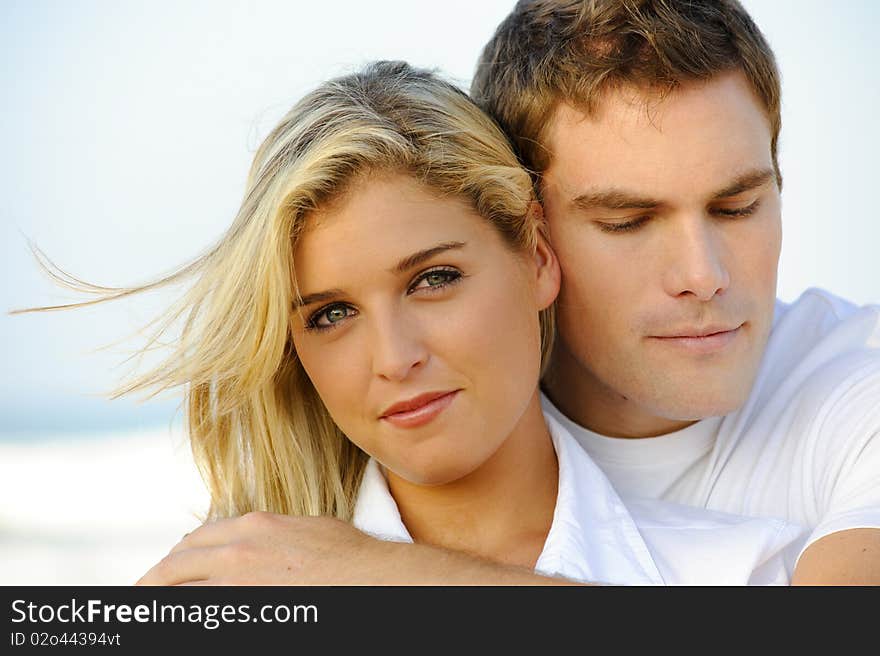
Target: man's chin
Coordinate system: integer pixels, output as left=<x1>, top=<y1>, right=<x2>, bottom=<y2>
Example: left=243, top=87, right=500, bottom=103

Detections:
left=638, top=354, right=761, bottom=422
left=648, top=392, right=750, bottom=423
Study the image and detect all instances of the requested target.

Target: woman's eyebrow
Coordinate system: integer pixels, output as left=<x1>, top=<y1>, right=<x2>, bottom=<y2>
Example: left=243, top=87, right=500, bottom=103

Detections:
left=294, top=241, right=467, bottom=309
left=294, top=288, right=345, bottom=309
left=390, top=241, right=466, bottom=274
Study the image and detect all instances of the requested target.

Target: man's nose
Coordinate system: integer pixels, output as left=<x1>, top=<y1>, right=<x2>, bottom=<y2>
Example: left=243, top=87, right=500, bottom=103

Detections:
left=370, top=311, right=429, bottom=382
left=662, top=217, right=730, bottom=301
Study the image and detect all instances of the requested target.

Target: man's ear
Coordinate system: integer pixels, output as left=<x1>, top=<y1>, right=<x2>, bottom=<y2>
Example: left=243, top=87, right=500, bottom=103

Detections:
left=530, top=201, right=561, bottom=311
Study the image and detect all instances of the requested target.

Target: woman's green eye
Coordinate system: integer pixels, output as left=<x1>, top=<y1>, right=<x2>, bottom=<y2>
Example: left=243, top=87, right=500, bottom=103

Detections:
left=410, top=268, right=461, bottom=293
left=425, top=272, right=449, bottom=286
left=325, top=307, right=349, bottom=323
left=308, top=304, right=356, bottom=330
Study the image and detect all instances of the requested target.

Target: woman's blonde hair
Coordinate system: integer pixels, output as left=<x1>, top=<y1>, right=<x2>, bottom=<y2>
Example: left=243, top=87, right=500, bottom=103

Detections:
left=13, top=61, right=554, bottom=521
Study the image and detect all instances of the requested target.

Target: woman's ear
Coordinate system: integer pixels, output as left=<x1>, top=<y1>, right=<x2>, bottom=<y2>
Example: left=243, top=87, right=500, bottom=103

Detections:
left=530, top=201, right=561, bottom=311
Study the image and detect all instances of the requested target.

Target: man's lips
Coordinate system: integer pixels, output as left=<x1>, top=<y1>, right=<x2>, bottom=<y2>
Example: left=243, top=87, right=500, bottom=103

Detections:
left=379, top=390, right=460, bottom=429
left=648, top=323, right=745, bottom=354
left=651, top=322, right=744, bottom=338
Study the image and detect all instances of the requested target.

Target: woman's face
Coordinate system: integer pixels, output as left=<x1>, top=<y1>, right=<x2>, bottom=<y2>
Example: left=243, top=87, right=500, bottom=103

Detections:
left=290, top=174, right=559, bottom=485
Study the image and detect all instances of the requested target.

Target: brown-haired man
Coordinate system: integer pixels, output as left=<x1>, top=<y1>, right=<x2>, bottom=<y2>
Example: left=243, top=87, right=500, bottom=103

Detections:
left=467, top=0, right=880, bottom=584
left=139, top=0, right=880, bottom=585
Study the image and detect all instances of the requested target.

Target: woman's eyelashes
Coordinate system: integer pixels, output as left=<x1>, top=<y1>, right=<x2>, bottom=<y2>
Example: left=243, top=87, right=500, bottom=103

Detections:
left=406, top=266, right=463, bottom=294
left=596, top=200, right=762, bottom=234
left=304, top=266, right=464, bottom=332
left=306, top=303, right=358, bottom=331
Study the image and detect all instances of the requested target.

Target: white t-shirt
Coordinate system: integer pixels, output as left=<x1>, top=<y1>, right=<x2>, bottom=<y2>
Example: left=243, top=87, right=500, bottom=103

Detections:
left=543, top=287, right=880, bottom=559
left=352, top=413, right=806, bottom=585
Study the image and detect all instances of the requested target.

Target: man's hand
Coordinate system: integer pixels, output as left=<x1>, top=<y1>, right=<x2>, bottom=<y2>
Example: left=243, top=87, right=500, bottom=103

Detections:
left=136, top=512, right=394, bottom=585
left=135, top=511, right=573, bottom=586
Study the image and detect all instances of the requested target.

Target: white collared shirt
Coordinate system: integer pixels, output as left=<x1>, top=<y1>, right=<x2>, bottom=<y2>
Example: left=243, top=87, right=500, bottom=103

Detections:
left=542, top=289, right=880, bottom=564
left=353, top=413, right=807, bottom=585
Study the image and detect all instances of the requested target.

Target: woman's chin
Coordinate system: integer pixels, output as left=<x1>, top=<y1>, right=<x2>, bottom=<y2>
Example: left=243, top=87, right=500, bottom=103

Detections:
left=387, top=458, right=482, bottom=488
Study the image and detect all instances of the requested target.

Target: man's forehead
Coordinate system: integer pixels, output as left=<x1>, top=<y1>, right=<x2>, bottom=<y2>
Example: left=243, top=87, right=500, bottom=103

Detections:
left=551, top=82, right=668, bottom=127
left=544, top=70, right=768, bottom=144
left=540, top=72, right=774, bottom=198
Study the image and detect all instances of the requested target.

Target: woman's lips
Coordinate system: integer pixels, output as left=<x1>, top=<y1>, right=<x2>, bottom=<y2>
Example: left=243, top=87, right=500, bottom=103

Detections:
left=380, top=390, right=460, bottom=429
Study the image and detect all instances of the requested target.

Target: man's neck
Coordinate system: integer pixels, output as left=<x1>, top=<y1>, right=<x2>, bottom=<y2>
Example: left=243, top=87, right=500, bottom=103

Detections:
left=542, top=349, right=697, bottom=439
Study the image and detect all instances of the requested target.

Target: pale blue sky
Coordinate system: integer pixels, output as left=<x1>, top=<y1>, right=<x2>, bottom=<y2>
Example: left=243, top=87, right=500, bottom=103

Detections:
left=2, top=0, right=878, bottom=434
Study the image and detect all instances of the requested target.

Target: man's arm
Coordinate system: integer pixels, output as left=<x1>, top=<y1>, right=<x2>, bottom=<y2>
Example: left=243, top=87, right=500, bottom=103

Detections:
left=791, top=528, right=880, bottom=585
left=339, top=536, right=585, bottom=586
left=135, top=512, right=586, bottom=586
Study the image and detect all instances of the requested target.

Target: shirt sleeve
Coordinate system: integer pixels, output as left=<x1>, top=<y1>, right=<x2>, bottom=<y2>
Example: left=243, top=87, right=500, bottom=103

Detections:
left=800, top=355, right=880, bottom=555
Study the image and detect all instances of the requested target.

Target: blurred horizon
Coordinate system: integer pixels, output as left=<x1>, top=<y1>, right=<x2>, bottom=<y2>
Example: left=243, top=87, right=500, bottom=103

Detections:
left=3, top=0, right=879, bottom=436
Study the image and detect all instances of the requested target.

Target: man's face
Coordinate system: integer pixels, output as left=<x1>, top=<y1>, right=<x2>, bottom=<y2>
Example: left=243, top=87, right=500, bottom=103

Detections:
left=541, top=70, right=782, bottom=437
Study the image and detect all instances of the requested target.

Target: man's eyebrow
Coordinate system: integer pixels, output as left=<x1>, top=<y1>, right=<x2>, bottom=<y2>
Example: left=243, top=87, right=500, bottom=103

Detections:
left=571, top=189, right=662, bottom=211
left=391, top=241, right=466, bottom=274
left=293, top=241, right=467, bottom=308
left=711, top=168, right=776, bottom=199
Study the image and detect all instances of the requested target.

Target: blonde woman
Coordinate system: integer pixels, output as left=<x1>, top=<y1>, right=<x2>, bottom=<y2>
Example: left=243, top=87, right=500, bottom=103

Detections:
left=21, top=62, right=804, bottom=585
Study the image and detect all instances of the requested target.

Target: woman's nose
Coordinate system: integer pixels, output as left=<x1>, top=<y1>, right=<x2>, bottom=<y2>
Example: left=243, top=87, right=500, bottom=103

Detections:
left=370, top=313, right=429, bottom=382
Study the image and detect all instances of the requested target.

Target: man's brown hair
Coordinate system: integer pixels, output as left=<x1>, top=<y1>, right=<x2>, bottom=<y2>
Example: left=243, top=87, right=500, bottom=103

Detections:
left=471, top=0, right=782, bottom=185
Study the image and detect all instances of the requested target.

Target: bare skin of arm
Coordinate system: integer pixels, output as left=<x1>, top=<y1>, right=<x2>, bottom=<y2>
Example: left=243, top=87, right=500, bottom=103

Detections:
left=791, top=528, right=880, bottom=585
left=135, top=512, right=584, bottom=586
left=136, top=513, right=880, bottom=586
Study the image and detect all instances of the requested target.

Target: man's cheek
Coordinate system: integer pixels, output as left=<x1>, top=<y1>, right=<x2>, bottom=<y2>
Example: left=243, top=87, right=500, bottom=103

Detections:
left=746, top=235, right=781, bottom=296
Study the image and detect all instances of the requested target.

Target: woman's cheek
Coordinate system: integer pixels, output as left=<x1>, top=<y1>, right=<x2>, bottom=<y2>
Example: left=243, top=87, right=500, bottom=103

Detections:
left=297, top=335, right=366, bottom=432
left=450, top=276, right=541, bottom=393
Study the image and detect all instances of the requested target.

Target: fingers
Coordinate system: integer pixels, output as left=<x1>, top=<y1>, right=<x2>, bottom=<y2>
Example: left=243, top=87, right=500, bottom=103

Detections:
left=176, top=580, right=215, bottom=586
left=167, top=517, right=241, bottom=555
left=168, top=512, right=283, bottom=556
left=135, top=545, right=229, bottom=586
left=137, top=513, right=285, bottom=586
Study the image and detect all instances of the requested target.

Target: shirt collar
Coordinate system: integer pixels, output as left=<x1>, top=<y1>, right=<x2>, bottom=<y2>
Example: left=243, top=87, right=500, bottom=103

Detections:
left=352, top=412, right=664, bottom=585
left=351, top=458, right=410, bottom=543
